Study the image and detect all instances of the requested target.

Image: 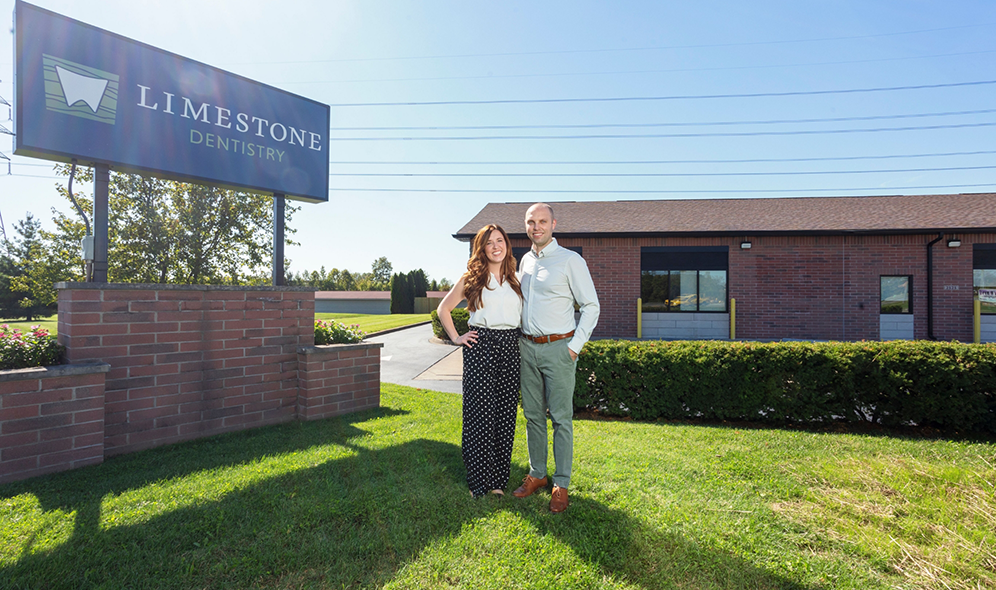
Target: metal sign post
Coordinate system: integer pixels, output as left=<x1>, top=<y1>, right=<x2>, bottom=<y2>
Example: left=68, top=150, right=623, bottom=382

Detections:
left=91, top=163, right=109, bottom=282
left=272, top=194, right=285, bottom=286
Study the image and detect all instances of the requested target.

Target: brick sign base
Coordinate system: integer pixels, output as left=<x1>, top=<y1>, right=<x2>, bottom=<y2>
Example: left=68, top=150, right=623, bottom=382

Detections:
left=0, top=284, right=383, bottom=484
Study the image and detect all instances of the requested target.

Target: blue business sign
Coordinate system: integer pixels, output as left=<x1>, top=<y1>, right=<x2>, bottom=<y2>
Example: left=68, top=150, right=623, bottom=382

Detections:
left=13, top=1, right=330, bottom=203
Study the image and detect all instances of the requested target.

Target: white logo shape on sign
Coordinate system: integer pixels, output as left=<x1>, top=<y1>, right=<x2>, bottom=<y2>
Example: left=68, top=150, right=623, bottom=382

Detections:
left=55, top=66, right=109, bottom=113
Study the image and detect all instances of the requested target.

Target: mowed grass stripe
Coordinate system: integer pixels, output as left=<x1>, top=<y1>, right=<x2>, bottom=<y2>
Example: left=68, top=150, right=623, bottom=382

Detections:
left=316, top=312, right=430, bottom=334
left=1, top=384, right=992, bottom=589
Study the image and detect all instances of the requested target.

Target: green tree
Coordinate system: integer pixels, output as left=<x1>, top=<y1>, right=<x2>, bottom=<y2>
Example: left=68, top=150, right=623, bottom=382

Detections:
left=5, top=213, right=61, bottom=320
left=0, top=253, right=23, bottom=318
left=371, top=256, right=393, bottom=290
left=339, top=269, right=357, bottom=291
left=43, top=166, right=298, bottom=289
left=390, top=273, right=414, bottom=314
left=410, top=269, right=428, bottom=298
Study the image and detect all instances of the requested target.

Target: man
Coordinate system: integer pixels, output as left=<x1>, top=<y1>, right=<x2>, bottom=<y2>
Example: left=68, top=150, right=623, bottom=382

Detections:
left=513, top=203, right=600, bottom=513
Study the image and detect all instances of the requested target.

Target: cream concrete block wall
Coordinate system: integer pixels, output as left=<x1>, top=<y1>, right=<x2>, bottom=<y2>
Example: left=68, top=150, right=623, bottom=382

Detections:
left=641, top=313, right=730, bottom=340
left=880, top=314, right=915, bottom=341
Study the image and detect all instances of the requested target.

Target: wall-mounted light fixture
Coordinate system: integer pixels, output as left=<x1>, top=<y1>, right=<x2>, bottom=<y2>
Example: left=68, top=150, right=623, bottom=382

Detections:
left=947, top=239, right=962, bottom=248
left=740, top=241, right=752, bottom=249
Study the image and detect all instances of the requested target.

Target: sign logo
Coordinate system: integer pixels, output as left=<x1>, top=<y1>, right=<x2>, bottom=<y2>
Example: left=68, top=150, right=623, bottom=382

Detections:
left=43, top=54, right=119, bottom=124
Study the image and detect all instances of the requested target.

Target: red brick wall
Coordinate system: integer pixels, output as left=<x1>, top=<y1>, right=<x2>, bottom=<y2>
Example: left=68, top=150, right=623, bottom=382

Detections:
left=517, top=233, right=994, bottom=342
left=932, top=234, right=977, bottom=341
left=57, top=285, right=316, bottom=456
left=298, top=342, right=383, bottom=420
left=0, top=363, right=109, bottom=484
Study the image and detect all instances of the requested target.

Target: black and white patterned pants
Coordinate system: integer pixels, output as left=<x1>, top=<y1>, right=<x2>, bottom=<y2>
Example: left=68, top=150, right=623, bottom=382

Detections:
left=461, top=325, right=521, bottom=497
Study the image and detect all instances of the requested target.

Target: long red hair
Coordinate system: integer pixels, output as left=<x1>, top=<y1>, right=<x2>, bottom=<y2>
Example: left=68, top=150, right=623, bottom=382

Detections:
left=463, top=224, right=522, bottom=312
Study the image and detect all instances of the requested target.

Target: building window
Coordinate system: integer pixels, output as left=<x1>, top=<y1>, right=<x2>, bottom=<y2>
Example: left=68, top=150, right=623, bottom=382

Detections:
left=973, top=244, right=996, bottom=315
left=640, top=247, right=728, bottom=313
left=880, top=276, right=911, bottom=314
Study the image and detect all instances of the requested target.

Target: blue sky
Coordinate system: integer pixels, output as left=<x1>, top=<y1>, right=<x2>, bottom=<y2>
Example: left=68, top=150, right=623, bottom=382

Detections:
left=2, top=1, right=996, bottom=285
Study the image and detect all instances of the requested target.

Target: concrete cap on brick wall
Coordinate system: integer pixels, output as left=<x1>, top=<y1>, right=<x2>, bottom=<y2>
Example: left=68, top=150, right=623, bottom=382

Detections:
left=55, top=283, right=317, bottom=292
left=298, top=342, right=385, bottom=355
left=0, top=362, right=111, bottom=382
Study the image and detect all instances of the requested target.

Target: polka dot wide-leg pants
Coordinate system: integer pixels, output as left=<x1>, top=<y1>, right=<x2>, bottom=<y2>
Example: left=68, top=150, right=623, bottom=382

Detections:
left=461, top=326, right=521, bottom=498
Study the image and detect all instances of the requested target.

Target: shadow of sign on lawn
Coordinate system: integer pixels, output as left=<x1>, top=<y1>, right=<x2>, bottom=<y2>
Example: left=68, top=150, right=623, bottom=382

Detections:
left=1, top=409, right=813, bottom=589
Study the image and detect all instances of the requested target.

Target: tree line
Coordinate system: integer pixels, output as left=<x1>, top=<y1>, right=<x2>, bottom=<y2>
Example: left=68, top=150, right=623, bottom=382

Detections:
left=0, top=166, right=450, bottom=320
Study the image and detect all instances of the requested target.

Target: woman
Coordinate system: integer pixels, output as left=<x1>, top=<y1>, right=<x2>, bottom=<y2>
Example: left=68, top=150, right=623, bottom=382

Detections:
left=437, top=224, right=523, bottom=498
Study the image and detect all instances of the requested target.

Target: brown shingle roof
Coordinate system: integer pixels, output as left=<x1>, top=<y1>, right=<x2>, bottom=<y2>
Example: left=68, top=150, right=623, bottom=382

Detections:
left=454, top=194, right=996, bottom=240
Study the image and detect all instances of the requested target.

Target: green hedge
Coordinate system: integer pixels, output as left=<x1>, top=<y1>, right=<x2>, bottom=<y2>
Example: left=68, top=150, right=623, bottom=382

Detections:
left=575, top=340, right=996, bottom=434
left=430, top=308, right=469, bottom=341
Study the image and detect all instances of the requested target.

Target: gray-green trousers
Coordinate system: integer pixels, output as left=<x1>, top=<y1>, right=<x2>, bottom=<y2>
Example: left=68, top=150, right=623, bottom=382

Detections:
left=519, top=337, right=576, bottom=489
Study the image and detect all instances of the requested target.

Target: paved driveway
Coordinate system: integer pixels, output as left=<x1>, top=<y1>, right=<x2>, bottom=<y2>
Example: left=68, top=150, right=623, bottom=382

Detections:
left=368, top=323, right=463, bottom=394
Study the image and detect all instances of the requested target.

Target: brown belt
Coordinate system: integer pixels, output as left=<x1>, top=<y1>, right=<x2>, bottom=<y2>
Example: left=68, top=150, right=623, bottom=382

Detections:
left=522, top=330, right=575, bottom=344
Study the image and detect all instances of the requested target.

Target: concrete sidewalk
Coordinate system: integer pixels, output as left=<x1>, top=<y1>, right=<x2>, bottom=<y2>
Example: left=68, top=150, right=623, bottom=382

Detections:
left=368, top=323, right=463, bottom=394
left=414, top=346, right=462, bottom=381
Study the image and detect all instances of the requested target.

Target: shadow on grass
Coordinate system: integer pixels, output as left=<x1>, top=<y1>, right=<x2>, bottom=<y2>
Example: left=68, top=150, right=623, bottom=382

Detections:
left=2, top=410, right=813, bottom=589
left=0, top=406, right=408, bottom=543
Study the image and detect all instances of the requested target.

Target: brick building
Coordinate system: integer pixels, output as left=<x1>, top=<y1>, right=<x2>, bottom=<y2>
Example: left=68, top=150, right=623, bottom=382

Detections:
left=455, top=194, right=996, bottom=342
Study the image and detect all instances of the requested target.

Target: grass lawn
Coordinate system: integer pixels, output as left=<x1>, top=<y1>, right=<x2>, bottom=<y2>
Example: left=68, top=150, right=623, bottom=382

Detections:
left=1, top=385, right=993, bottom=589
left=316, top=313, right=431, bottom=335
left=0, top=314, right=58, bottom=335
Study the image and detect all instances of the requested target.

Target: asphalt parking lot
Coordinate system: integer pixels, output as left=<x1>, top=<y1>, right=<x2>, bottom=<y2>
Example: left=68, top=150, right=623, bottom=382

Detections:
left=368, top=323, right=463, bottom=394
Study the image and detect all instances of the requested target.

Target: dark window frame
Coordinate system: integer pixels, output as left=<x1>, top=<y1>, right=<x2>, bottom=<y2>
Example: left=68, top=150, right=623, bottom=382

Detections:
left=640, top=247, right=729, bottom=313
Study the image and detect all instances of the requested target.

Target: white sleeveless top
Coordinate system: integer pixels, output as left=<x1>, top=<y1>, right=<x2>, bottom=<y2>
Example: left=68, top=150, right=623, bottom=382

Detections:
left=468, top=273, right=523, bottom=330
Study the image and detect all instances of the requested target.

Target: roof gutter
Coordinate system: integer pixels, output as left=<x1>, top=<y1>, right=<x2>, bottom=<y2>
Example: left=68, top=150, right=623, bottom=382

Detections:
left=926, top=232, right=944, bottom=340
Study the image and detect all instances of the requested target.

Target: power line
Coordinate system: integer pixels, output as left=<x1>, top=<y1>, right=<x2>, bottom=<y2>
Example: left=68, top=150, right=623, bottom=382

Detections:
left=10, top=150, right=996, bottom=175
left=330, top=165, right=996, bottom=178
left=284, top=49, right=996, bottom=86
left=327, top=183, right=996, bottom=195
left=229, top=22, right=996, bottom=65
left=333, top=120, right=996, bottom=140
left=12, top=151, right=996, bottom=176
left=3, top=173, right=59, bottom=180
left=326, top=79, right=996, bottom=107
left=327, top=150, right=996, bottom=165
left=10, top=173, right=996, bottom=194
left=330, top=108, right=996, bottom=131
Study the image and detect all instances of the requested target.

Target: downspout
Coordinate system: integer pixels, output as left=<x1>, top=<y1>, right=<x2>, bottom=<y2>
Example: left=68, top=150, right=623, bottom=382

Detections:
left=926, top=232, right=944, bottom=340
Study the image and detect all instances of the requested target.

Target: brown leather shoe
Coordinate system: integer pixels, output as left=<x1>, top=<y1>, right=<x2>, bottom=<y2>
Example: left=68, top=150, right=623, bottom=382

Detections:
left=512, top=475, right=548, bottom=498
left=550, top=486, right=569, bottom=513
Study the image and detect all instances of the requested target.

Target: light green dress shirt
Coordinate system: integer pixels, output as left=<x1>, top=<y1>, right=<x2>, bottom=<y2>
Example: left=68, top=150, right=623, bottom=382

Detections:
left=518, top=238, right=600, bottom=355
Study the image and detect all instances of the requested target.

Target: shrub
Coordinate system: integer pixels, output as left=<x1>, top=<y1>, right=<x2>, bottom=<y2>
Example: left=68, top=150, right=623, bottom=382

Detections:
left=314, top=320, right=366, bottom=345
left=575, top=340, right=996, bottom=434
left=0, top=324, right=65, bottom=370
left=430, top=308, right=469, bottom=341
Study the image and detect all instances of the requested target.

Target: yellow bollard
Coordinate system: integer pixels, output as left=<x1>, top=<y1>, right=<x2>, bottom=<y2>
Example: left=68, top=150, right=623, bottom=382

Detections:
left=730, top=298, right=736, bottom=340
left=637, top=297, right=642, bottom=339
left=975, top=298, right=981, bottom=344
